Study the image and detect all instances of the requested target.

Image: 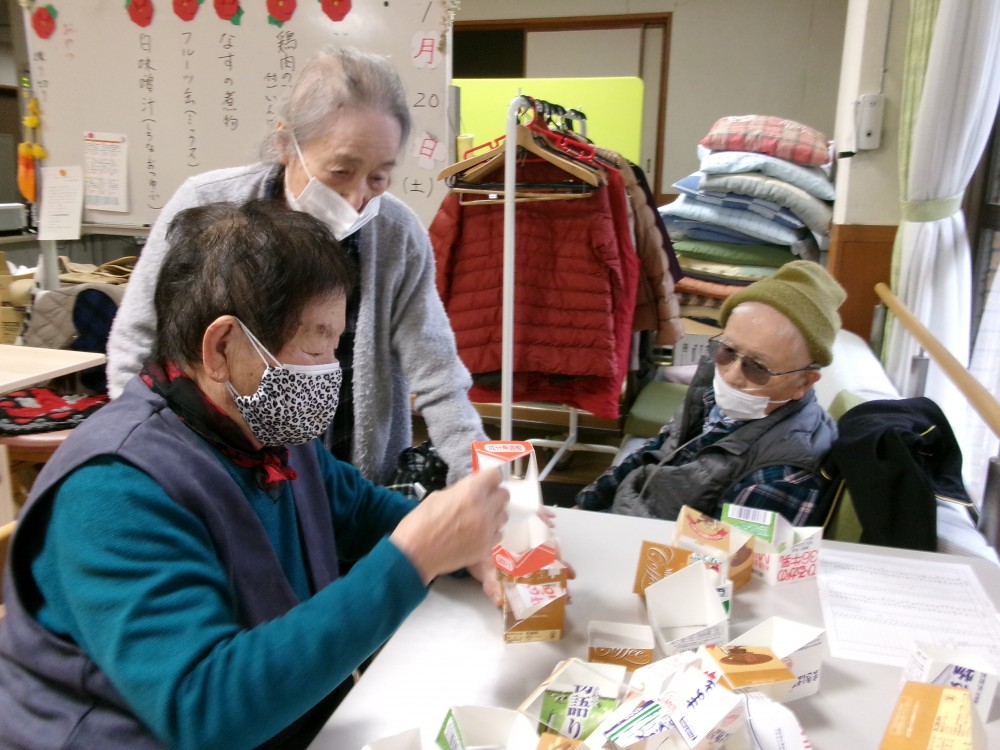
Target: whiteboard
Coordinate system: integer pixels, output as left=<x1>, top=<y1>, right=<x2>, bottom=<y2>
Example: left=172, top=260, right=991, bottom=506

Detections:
left=21, top=0, right=453, bottom=229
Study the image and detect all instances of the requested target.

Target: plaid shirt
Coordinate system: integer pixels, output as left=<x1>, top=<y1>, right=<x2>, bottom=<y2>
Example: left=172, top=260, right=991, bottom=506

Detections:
left=576, top=389, right=824, bottom=525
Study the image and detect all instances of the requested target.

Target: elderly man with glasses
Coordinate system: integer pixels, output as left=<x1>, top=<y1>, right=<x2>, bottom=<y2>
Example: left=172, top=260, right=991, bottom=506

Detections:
left=575, top=260, right=846, bottom=526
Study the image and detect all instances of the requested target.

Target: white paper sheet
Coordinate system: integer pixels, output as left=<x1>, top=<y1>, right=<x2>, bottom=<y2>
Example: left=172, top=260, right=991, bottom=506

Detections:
left=817, top=548, right=1000, bottom=668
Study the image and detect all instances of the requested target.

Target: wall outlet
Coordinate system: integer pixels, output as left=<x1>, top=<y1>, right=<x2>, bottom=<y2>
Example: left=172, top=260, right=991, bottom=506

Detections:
left=857, top=94, right=885, bottom=150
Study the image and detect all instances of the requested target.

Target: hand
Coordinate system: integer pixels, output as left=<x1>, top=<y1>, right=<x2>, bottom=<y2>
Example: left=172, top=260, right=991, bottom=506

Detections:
left=390, top=469, right=509, bottom=585
left=467, top=556, right=502, bottom=607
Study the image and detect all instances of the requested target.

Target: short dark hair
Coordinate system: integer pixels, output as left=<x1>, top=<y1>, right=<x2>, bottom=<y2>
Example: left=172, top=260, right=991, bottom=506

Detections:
left=153, top=199, right=356, bottom=367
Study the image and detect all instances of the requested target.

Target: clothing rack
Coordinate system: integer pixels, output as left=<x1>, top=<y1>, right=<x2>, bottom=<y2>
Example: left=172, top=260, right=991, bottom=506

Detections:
left=499, top=95, right=620, bottom=481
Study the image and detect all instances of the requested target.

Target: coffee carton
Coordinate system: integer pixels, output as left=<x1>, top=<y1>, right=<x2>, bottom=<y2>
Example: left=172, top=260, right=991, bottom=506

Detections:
left=699, top=645, right=797, bottom=702
left=588, top=621, right=655, bottom=672
left=673, top=506, right=755, bottom=590
left=728, top=617, right=825, bottom=701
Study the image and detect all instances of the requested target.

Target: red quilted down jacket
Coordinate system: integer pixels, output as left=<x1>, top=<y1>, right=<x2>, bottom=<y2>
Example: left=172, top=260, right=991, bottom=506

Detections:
left=429, top=161, right=638, bottom=419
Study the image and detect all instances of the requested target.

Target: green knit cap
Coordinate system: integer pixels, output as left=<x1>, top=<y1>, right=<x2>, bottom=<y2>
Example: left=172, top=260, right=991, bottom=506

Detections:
left=719, top=260, right=846, bottom=367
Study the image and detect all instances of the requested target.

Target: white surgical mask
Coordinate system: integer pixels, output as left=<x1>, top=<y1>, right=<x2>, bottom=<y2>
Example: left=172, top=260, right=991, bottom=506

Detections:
left=285, top=136, right=381, bottom=241
left=712, top=370, right=788, bottom=421
left=227, top=320, right=342, bottom=446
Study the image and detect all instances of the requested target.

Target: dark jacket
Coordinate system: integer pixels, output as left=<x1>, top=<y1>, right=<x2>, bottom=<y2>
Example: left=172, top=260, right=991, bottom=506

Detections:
left=823, top=397, right=972, bottom=551
left=612, top=361, right=836, bottom=521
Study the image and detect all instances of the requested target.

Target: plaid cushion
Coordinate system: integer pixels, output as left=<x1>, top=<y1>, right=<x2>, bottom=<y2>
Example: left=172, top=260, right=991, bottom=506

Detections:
left=700, top=115, right=830, bottom=167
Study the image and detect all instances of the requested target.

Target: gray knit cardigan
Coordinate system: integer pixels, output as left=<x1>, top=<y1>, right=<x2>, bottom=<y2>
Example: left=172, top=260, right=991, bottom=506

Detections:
left=106, top=162, right=486, bottom=484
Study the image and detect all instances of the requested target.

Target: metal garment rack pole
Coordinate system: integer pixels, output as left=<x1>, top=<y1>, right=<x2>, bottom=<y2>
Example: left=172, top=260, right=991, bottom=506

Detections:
left=499, top=96, right=619, bottom=481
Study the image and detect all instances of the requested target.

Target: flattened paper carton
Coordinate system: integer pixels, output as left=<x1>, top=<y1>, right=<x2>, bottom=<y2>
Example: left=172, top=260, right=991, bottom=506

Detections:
left=720, top=504, right=822, bottom=587
left=673, top=506, right=755, bottom=591
left=519, top=658, right=627, bottom=743
left=698, top=645, right=797, bottom=702
left=879, top=682, right=986, bottom=749
left=902, top=643, right=998, bottom=722
left=728, top=617, right=825, bottom=701
left=586, top=665, right=745, bottom=750
left=645, top=562, right=729, bottom=657
left=474, top=441, right=568, bottom=642
left=435, top=705, right=540, bottom=750
left=588, top=621, right=656, bottom=672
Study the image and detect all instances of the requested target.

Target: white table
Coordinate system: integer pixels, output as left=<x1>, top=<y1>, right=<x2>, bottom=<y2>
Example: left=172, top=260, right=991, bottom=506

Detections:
left=0, top=344, right=106, bottom=394
left=312, top=507, right=1000, bottom=749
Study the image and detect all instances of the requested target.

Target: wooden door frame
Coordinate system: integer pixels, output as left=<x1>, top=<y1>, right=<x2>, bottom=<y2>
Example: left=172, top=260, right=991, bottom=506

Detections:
left=454, top=14, right=672, bottom=199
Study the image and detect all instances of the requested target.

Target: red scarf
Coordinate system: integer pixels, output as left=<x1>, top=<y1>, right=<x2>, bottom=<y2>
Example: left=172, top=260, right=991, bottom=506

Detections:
left=140, top=360, right=298, bottom=488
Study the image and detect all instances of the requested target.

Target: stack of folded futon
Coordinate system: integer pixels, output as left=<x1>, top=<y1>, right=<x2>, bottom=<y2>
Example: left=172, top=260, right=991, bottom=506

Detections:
left=660, top=115, right=835, bottom=324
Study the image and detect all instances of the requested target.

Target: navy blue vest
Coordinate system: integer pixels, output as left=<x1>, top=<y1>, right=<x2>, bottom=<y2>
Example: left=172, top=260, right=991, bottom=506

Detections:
left=0, top=378, right=342, bottom=749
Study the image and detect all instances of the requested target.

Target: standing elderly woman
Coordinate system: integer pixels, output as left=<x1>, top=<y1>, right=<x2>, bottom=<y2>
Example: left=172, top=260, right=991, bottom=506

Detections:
left=107, top=45, right=486, bottom=485
left=0, top=200, right=508, bottom=750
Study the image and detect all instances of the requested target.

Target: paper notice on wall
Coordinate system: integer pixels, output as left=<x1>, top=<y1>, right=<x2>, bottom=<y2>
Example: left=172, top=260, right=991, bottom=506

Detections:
left=37, top=166, right=83, bottom=241
left=82, top=132, right=128, bottom=212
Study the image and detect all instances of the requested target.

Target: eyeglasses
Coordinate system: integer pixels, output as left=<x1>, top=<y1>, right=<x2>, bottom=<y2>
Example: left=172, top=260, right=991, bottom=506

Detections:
left=707, top=335, right=819, bottom=386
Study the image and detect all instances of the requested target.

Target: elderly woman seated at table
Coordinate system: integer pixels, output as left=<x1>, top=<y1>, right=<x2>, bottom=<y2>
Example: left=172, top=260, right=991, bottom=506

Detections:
left=0, top=199, right=509, bottom=750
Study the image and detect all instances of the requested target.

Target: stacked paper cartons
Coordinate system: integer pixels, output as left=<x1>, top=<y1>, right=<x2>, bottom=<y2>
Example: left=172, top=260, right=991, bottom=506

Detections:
left=435, top=706, right=539, bottom=750
left=588, top=621, right=656, bottom=671
left=645, top=562, right=728, bottom=657
left=473, top=440, right=568, bottom=643
left=728, top=617, right=826, bottom=701
left=721, top=503, right=822, bottom=587
left=672, top=506, right=755, bottom=591
left=586, top=664, right=745, bottom=749
left=698, top=645, right=797, bottom=702
left=902, top=643, right=998, bottom=723
left=519, top=658, right=627, bottom=744
left=632, top=541, right=693, bottom=598
left=879, top=682, right=986, bottom=749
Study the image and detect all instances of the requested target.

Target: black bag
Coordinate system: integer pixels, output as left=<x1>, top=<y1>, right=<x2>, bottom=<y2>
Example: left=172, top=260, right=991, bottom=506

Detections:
left=387, top=441, right=449, bottom=500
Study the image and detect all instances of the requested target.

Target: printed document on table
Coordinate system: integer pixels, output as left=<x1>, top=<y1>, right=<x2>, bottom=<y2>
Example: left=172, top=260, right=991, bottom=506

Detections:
left=817, top=548, right=1000, bottom=668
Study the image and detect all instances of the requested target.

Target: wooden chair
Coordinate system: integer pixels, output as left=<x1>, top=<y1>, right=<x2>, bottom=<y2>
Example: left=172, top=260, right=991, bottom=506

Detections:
left=0, top=430, right=73, bottom=512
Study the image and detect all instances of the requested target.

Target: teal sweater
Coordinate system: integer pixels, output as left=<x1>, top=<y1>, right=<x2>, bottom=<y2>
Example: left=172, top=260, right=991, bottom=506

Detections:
left=31, top=443, right=425, bottom=749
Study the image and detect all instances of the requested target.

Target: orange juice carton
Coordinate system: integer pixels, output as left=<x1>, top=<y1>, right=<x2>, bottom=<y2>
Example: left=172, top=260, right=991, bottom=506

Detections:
left=588, top=621, right=656, bottom=672
left=519, top=658, right=627, bottom=744
left=672, top=506, right=755, bottom=591
left=901, top=643, right=998, bottom=723
left=728, top=617, right=826, bottom=701
left=587, top=665, right=745, bottom=750
left=879, top=682, right=986, bottom=749
left=632, top=541, right=692, bottom=598
left=434, top=706, right=539, bottom=750
left=698, top=644, right=797, bottom=702
left=473, top=441, right=568, bottom=643
left=645, top=562, right=729, bottom=657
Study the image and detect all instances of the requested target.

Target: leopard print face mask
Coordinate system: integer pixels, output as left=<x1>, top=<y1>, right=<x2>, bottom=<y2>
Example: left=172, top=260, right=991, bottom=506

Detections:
left=226, top=320, right=342, bottom=446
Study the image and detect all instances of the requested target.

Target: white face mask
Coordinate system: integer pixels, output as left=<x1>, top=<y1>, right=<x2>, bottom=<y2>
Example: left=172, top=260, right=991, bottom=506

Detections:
left=712, top=370, right=788, bottom=421
left=285, top=136, right=382, bottom=241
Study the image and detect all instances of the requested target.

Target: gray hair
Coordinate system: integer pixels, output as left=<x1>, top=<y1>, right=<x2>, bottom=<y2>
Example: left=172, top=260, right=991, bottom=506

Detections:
left=261, top=46, right=412, bottom=162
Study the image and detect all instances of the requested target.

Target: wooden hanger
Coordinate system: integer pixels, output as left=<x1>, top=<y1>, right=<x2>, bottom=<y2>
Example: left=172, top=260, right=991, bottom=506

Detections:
left=455, top=125, right=603, bottom=187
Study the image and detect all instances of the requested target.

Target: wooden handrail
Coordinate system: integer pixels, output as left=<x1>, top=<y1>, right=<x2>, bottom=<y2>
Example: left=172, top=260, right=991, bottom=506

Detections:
left=875, top=282, right=1000, bottom=439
